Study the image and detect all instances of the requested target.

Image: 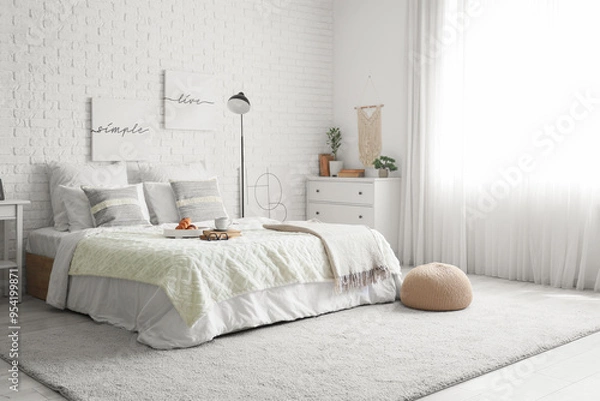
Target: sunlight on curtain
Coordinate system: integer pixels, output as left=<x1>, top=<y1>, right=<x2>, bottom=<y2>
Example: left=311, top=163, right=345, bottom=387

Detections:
left=458, top=1, right=600, bottom=189
left=402, top=0, right=600, bottom=290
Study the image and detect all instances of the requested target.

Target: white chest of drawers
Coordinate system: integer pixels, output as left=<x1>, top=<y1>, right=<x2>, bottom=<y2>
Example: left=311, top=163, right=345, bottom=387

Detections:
left=306, top=177, right=400, bottom=253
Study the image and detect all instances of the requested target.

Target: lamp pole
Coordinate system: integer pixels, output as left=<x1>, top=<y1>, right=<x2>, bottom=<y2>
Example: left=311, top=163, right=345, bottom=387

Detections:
left=227, top=92, right=251, bottom=219
left=240, top=113, right=245, bottom=218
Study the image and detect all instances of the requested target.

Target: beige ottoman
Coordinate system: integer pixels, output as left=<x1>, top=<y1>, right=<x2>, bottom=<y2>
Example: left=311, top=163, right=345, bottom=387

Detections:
left=400, top=262, right=472, bottom=311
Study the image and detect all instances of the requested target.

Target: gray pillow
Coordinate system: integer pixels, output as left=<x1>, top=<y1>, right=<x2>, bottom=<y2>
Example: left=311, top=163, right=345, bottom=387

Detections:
left=81, top=185, right=150, bottom=227
left=169, top=179, right=228, bottom=222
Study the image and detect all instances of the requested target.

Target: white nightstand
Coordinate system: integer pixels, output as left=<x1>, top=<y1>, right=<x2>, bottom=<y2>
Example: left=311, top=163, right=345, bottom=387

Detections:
left=306, top=177, right=400, bottom=253
left=0, top=200, right=30, bottom=302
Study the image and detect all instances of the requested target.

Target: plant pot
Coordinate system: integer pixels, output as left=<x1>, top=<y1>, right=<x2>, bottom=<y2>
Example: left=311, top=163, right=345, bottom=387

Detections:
left=364, top=168, right=379, bottom=178
left=329, top=160, right=344, bottom=177
left=378, top=168, right=389, bottom=178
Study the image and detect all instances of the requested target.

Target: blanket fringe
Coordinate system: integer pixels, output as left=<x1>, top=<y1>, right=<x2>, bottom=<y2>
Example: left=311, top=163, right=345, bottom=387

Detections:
left=335, top=265, right=390, bottom=293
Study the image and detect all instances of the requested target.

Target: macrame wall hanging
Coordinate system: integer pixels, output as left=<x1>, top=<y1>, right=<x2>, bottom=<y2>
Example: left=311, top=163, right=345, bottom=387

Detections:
left=355, top=76, right=384, bottom=167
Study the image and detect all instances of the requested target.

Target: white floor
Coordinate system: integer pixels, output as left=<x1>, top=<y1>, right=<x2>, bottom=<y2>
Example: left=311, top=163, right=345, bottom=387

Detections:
left=420, top=330, right=600, bottom=401
left=1, top=299, right=600, bottom=400
left=0, top=365, right=65, bottom=400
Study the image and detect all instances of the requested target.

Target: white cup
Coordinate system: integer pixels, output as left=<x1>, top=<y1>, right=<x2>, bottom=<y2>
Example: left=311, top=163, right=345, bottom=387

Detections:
left=214, top=217, right=231, bottom=230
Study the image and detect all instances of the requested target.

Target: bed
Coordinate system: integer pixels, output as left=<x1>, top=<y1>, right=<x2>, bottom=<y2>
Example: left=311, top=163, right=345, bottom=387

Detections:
left=25, top=161, right=402, bottom=349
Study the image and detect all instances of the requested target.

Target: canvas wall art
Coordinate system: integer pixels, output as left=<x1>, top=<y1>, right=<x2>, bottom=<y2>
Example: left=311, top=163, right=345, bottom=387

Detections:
left=164, top=71, right=217, bottom=130
left=91, top=98, right=154, bottom=161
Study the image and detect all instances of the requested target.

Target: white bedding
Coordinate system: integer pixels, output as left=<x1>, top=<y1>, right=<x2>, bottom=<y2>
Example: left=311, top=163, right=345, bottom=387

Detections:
left=67, top=274, right=399, bottom=349
left=43, top=218, right=402, bottom=349
left=27, top=227, right=69, bottom=259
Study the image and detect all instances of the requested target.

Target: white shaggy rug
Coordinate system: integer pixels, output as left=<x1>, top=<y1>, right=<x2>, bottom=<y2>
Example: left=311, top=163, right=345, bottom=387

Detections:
left=3, top=275, right=600, bottom=401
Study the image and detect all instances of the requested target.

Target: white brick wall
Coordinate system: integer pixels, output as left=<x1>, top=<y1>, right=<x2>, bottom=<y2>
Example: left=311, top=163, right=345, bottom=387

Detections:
left=0, top=0, right=333, bottom=265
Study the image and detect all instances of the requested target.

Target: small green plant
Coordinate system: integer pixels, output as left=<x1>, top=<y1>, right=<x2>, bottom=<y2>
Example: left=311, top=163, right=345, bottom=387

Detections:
left=373, top=155, right=398, bottom=171
left=326, top=127, right=342, bottom=159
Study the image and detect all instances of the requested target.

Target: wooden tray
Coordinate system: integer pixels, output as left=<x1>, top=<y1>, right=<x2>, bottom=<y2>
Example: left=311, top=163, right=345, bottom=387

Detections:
left=201, top=228, right=242, bottom=240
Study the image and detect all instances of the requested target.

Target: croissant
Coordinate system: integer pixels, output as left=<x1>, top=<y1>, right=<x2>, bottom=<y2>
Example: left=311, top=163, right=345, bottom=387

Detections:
left=176, top=217, right=192, bottom=230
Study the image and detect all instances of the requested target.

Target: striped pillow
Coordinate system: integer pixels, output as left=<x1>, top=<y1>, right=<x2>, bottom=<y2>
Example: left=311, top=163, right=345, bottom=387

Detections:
left=170, top=179, right=228, bottom=222
left=81, top=185, right=150, bottom=227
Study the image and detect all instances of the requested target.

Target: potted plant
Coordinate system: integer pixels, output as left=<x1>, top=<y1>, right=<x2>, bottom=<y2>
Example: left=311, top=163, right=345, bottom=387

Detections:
left=372, top=155, right=398, bottom=178
left=326, top=127, right=343, bottom=176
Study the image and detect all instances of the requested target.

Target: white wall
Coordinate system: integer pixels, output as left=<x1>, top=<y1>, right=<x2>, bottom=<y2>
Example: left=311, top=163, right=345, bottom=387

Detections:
left=333, top=0, right=408, bottom=172
left=0, top=0, right=334, bottom=260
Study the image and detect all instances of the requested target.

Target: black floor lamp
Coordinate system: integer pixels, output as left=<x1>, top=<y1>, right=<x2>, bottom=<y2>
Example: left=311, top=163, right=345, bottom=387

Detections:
left=227, top=92, right=251, bottom=218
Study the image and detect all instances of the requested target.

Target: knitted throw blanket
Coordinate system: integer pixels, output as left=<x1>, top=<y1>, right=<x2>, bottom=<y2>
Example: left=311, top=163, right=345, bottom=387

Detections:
left=264, top=220, right=390, bottom=292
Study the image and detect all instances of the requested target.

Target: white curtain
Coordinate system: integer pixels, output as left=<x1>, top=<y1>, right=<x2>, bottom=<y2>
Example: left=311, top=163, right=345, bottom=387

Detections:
left=401, top=0, right=600, bottom=291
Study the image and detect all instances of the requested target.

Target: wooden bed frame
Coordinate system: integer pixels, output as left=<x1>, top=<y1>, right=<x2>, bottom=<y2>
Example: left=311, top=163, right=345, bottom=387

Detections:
left=25, top=252, right=53, bottom=301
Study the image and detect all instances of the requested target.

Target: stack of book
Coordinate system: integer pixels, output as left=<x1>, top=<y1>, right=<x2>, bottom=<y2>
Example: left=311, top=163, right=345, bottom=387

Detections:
left=336, top=169, right=365, bottom=178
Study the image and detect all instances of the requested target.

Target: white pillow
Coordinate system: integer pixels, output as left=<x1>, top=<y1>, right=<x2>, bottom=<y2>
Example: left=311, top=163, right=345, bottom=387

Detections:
left=60, top=183, right=150, bottom=231
left=61, top=186, right=94, bottom=231
left=137, top=162, right=210, bottom=182
left=126, top=162, right=143, bottom=184
left=143, top=182, right=180, bottom=224
left=47, top=162, right=128, bottom=231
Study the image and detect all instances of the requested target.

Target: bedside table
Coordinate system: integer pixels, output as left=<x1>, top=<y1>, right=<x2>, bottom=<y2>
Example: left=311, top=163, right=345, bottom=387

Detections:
left=0, top=200, right=30, bottom=302
left=306, top=177, right=400, bottom=253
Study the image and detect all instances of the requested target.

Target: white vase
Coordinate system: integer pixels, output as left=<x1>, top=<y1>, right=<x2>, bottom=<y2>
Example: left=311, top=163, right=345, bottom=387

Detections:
left=329, top=160, right=344, bottom=177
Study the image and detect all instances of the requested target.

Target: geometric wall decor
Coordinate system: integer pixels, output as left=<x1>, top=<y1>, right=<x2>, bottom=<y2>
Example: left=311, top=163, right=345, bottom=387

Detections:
left=91, top=98, right=153, bottom=161
left=164, top=71, right=217, bottom=131
left=246, top=167, right=290, bottom=222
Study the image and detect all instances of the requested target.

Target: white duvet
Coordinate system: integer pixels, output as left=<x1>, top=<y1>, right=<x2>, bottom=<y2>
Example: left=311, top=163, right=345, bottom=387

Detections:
left=46, top=218, right=402, bottom=349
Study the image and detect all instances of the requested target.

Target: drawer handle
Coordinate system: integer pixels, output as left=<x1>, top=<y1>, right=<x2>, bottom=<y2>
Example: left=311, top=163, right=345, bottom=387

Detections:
left=316, top=189, right=320, bottom=193
left=316, top=211, right=320, bottom=215
left=359, top=215, right=363, bottom=219
left=358, top=191, right=363, bottom=195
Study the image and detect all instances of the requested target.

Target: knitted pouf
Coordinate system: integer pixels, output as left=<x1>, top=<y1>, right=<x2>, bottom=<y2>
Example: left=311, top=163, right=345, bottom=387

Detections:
left=400, top=262, right=473, bottom=311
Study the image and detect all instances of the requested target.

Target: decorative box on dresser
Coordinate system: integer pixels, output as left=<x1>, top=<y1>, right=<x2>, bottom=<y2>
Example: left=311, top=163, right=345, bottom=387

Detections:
left=0, top=199, right=30, bottom=302
left=306, top=176, right=400, bottom=254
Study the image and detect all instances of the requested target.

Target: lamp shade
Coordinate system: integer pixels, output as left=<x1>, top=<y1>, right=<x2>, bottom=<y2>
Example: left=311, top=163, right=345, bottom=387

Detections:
left=227, top=92, right=251, bottom=115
